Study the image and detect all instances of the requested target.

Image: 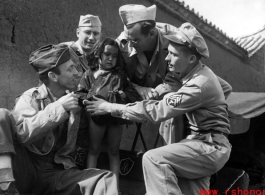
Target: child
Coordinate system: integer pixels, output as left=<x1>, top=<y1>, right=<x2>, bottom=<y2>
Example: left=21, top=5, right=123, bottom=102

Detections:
left=78, top=37, right=141, bottom=187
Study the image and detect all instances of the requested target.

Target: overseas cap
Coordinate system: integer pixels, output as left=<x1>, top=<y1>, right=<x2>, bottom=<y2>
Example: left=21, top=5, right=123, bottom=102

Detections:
left=29, top=44, right=71, bottom=74
left=119, top=4, right=156, bottom=25
left=164, top=22, right=209, bottom=58
left=79, top=14, right=102, bottom=27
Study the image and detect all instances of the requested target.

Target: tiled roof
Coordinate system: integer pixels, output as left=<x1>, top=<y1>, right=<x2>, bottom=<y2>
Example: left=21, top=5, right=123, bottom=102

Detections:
left=235, top=27, right=265, bottom=57
left=148, top=0, right=249, bottom=58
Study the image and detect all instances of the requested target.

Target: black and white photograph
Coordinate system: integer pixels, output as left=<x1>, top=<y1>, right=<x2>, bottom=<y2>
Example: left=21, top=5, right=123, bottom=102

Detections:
left=0, top=0, right=265, bottom=194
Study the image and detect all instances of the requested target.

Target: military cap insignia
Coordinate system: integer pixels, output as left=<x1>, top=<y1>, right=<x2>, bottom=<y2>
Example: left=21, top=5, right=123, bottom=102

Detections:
left=166, top=94, right=182, bottom=107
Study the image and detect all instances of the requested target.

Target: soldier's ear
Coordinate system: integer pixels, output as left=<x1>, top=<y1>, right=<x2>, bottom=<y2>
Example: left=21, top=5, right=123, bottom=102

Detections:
left=48, top=71, right=58, bottom=82
left=189, top=55, right=197, bottom=64
left=76, top=27, right=80, bottom=38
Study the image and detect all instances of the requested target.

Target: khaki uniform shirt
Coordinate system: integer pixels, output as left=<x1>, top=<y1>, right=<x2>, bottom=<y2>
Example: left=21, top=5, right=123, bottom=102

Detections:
left=12, top=84, right=86, bottom=169
left=112, top=62, right=230, bottom=135
left=155, top=74, right=232, bottom=144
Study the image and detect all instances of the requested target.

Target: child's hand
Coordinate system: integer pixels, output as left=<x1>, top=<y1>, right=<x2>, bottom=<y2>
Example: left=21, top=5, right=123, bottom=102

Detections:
left=118, top=90, right=126, bottom=99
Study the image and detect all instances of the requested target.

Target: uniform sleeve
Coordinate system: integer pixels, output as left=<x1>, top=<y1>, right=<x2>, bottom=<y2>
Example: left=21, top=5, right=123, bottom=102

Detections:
left=112, top=84, right=202, bottom=124
left=121, top=72, right=142, bottom=103
left=155, top=83, right=174, bottom=100
left=217, top=76, right=232, bottom=99
left=12, top=93, right=69, bottom=145
left=155, top=72, right=182, bottom=99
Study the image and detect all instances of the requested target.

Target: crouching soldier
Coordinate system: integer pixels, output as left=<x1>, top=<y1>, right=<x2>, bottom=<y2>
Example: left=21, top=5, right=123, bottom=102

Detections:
left=0, top=43, right=118, bottom=195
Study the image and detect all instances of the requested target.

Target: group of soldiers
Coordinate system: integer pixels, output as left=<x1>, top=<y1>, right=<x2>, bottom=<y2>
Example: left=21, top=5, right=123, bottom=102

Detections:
left=0, top=4, right=232, bottom=195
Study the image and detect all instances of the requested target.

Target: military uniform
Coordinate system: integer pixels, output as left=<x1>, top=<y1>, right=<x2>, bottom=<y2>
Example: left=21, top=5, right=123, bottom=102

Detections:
left=108, top=22, right=232, bottom=195
left=117, top=27, right=166, bottom=88
left=111, top=61, right=231, bottom=195
left=12, top=84, right=117, bottom=195
left=155, top=72, right=232, bottom=144
left=61, top=14, right=102, bottom=79
left=117, top=5, right=184, bottom=148
left=116, top=22, right=179, bottom=88
left=10, top=44, right=118, bottom=195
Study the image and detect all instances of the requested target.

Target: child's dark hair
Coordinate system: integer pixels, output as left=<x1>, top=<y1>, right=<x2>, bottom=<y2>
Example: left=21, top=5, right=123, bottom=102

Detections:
left=88, top=36, right=124, bottom=71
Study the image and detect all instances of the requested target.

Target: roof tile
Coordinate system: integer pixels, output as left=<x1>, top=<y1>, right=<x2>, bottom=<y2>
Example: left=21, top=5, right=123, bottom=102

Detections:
left=235, top=27, right=265, bottom=57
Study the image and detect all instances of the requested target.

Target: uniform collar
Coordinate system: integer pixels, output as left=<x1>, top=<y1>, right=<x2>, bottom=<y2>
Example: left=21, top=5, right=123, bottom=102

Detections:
left=129, top=46, right=137, bottom=57
left=181, top=61, right=203, bottom=85
left=118, top=31, right=134, bottom=55
left=35, top=84, right=49, bottom=100
left=35, top=84, right=59, bottom=102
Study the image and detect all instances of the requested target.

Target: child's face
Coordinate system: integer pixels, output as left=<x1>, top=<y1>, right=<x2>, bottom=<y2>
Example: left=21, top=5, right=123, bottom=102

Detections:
left=99, top=45, right=118, bottom=70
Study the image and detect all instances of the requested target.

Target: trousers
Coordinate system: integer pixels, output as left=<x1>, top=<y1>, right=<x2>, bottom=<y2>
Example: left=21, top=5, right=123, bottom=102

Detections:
left=0, top=108, right=118, bottom=195
left=142, top=133, right=231, bottom=195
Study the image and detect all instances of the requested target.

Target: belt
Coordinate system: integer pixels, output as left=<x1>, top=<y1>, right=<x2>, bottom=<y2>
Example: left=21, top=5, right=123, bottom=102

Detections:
left=191, top=129, right=228, bottom=138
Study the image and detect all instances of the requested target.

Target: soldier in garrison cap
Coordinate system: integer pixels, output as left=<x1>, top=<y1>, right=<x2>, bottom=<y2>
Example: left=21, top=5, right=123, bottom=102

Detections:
left=61, top=14, right=102, bottom=78
left=59, top=15, right=103, bottom=169
left=116, top=4, right=188, bottom=161
left=117, top=4, right=180, bottom=100
left=0, top=44, right=118, bottom=195
left=84, top=22, right=232, bottom=195
left=116, top=4, right=232, bottom=161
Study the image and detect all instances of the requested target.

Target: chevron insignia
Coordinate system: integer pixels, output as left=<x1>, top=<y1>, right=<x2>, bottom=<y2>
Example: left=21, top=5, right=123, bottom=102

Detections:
left=166, top=94, right=182, bottom=107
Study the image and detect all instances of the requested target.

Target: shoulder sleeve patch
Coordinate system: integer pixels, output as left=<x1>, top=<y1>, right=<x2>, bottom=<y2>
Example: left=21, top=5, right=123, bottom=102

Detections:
left=166, top=94, right=182, bottom=107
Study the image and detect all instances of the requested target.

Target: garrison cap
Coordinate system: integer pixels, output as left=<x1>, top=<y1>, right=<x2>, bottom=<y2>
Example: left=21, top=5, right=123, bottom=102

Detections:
left=29, top=44, right=71, bottom=74
left=79, top=14, right=102, bottom=27
left=119, top=4, right=156, bottom=26
left=164, top=22, right=209, bottom=58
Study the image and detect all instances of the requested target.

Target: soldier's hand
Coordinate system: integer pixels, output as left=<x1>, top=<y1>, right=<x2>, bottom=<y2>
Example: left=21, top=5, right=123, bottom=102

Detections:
left=57, top=92, right=80, bottom=111
left=136, top=86, right=158, bottom=100
left=83, top=96, right=111, bottom=115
